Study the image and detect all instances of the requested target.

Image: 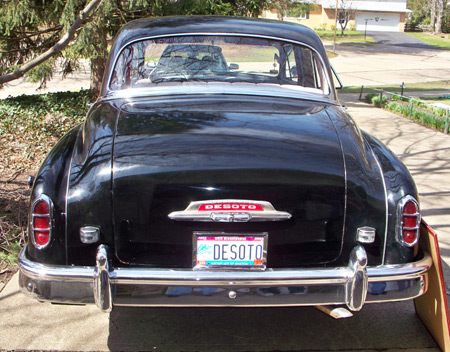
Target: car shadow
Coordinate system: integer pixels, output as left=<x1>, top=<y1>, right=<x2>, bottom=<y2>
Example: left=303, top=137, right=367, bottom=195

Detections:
left=107, top=302, right=438, bottom=351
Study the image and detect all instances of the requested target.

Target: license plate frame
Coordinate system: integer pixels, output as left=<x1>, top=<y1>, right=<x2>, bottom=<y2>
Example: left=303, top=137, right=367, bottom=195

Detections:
left=193, top=232, right=268, bottom=271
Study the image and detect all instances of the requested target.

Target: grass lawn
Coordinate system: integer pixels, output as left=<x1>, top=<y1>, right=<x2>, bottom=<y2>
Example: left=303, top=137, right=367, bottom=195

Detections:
left=340, top=80, right=450, bottom=93
left=316, top=30, right=376, bottom=44
left=327, top=51, right=338, bottom=59
left=406, top=32, right=450, bottom=50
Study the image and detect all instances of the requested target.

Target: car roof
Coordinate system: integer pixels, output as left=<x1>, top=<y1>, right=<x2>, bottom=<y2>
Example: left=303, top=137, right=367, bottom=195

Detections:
left=112, top=16, right=324, bottom=49
left=102, top=16, right=334, bottom=99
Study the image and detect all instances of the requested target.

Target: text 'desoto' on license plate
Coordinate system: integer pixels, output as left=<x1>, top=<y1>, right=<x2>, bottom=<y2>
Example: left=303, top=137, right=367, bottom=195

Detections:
left=193, top=233, right=267, bottom=270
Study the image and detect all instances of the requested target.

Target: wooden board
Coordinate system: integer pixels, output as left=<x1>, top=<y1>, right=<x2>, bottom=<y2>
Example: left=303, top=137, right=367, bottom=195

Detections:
left=414, top=220, right=450, bottom=351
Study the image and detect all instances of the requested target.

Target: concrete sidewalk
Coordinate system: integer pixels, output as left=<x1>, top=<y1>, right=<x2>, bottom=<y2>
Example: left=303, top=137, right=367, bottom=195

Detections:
left=0, top=94, right=445, bottom=352
left=329, top=43, right=450, bottom=87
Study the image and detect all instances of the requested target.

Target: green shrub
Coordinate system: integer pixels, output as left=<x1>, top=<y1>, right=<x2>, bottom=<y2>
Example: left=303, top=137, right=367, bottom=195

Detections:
left=391, top=94, right=410, bottom=103
left=365, top=93, right=387, bottom=107
left=386, top=101, right=410, bottom=115
left=415, top=100, right=447, bottom=116
left=384, top=100, right=446, bottom=132
left=390, top=95, right=448, bottom=117
left=367, top=93, right=447, bottom=132
left=0, top=89, right=95, bottom=139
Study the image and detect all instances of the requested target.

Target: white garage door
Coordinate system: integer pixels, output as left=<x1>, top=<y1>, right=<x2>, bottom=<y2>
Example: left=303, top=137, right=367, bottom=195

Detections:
left=355, top=12, right=401, bottom=32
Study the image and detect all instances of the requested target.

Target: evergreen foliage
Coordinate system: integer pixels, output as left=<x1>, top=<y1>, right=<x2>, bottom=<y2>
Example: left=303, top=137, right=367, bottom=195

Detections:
left=0, top=0, right=285, bottom=94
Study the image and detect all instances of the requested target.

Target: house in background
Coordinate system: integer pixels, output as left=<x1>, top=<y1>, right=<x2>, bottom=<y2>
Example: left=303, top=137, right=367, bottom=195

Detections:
left=262, top=0, right=411, bottom=32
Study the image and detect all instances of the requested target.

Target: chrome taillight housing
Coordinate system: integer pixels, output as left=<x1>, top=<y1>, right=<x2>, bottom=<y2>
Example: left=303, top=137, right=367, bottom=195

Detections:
left=396, top=195, right=420, bottom=247
left=31, top=195, right=53, bottom=249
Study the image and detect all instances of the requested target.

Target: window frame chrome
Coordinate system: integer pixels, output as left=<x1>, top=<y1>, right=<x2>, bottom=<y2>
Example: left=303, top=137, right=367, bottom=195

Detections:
left=105, top=32, right=334, bottom=99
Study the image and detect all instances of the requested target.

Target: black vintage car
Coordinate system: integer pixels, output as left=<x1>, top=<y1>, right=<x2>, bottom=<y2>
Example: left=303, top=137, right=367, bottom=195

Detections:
left=19, top=16, right=430, bottom=314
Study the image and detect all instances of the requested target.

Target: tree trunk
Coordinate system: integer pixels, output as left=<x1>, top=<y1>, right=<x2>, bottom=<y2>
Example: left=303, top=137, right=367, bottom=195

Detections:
left=90, top=57, right=107, bottom=96
left=339, top=11, right=348, bottom=36
left=430, top=0, right=437, bottom=31
left=90, top=23, right=108, bottom=97
left=435, top=0, right=445, bottom=34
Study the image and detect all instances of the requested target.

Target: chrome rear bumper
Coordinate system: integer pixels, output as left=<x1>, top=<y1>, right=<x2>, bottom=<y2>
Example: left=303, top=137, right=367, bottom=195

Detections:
left=18, top=245, right=431, bottom=313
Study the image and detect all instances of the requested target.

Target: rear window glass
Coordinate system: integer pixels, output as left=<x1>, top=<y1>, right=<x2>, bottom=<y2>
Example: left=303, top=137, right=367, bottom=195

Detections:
left=110, top=35, right=330, bottom=95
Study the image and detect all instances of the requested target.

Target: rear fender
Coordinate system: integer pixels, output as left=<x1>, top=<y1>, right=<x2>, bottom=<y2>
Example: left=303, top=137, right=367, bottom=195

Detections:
left=362, top=131, right=419, bottom=264
left=65, top=102, right=119, bottom=266
left=28, top=126, right=81, bottom=265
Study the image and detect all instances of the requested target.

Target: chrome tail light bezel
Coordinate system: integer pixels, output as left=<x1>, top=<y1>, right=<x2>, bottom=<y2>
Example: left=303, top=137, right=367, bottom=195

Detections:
left=30, top=194, right=53, bottom=250
left=396, top=195, right=421, bottom=247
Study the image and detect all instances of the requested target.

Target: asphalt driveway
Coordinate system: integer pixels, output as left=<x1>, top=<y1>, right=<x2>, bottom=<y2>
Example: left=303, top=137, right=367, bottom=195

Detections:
left=367, top=31, right=440, bottom=50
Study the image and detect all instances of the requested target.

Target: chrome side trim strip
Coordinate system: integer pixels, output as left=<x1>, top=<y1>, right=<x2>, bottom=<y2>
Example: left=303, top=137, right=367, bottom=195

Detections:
left=370, top=149, right=389, bottom=265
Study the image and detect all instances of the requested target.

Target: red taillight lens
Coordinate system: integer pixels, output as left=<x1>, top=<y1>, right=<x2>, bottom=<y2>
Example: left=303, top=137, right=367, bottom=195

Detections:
left=32, top=196, right=52, bottom=249
left=397, top=197, right=420, bottom=247
left=403, top=201, right=417, bottom=215
left=402, top=215, right=416, bottom=228
left=403, top=230, right=418, bottom=245
left=33, top=216, right=49, bottom=229
left=34, top=231, right=50, bottom=246
left=34, top=201, right=49, bottom=215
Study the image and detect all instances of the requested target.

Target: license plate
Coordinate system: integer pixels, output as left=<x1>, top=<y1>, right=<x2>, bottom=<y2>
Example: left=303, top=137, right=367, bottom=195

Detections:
left=193, top=232, right=268, bottom=270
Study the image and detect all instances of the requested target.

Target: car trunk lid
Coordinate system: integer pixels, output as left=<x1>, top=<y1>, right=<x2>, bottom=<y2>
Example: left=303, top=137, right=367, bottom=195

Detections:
left=112, top=97, right=346, bottom=268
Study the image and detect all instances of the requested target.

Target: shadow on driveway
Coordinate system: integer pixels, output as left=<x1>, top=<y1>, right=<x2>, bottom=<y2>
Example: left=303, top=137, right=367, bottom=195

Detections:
left=107, top=304, right=438, bottom=351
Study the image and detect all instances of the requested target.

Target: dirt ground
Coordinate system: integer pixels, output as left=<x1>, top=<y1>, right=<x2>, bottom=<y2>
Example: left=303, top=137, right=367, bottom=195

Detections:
left=0, top=127, right=52, bottom=291
left=0, top=168, right=30, bottom=290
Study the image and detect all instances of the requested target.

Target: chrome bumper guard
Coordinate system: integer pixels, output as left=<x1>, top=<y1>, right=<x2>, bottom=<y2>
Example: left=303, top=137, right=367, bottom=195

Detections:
left=18, top=245, right=431, bottom=313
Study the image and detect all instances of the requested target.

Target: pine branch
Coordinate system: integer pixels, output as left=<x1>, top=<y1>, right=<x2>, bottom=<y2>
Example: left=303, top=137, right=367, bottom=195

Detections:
left=0, top=0, right=103, bottom=86
left=0, top=26, right=63, bottom=41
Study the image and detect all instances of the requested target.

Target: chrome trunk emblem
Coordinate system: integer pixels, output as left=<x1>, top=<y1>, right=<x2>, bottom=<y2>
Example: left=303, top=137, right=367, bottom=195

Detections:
left=168, top=199, right=291, bottom=222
